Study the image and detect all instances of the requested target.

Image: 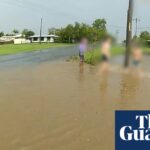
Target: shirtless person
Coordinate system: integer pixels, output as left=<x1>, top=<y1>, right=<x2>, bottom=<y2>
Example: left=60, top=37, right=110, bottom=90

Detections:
left=132, top=45, right=142, bottom=66
left=132, top=44, right=143, bottom=74
left=99, top=37, right=112, bottom=74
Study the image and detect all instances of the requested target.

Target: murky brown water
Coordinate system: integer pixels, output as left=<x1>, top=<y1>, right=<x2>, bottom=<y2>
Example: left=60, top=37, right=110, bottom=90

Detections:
left=0, top=59, right=150, bottom=150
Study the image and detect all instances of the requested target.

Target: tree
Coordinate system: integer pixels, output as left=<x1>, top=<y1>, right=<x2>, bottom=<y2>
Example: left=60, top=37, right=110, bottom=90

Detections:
left=139, top=31, right=150, bottom=46
left=65, top=24, right=74, bottom=43
left=92, top=19, right=107, bottom=30
left=12, top=29, right=19, bottom=35
left=0, top=32, right=4, bottom=37
left=22, top=29, right=35, bottom=39
left=50, top=19, right=108, bottom=43
left=57, top=24, right=75, bottom=43
left=73, top=22, right=81, bottom=42
left=140, top=31, right=150, bottom=41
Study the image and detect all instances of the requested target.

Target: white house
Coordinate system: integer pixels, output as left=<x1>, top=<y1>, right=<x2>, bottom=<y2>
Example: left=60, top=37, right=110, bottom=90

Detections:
left=0, top=34, right=31, bottom=44
left=29, top=34, right=59, bottom=43
left=14, top=38, right=31, bottom=44
left=0, top=34, right=22, bottom=42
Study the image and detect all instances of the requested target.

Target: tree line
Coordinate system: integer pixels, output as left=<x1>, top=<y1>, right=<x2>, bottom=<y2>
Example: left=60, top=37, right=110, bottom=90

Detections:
left=49, top=19, right=108, bottom=43
left=0, top=19, right=150, bottom=46
left=0, top=19, right=108, bottom=43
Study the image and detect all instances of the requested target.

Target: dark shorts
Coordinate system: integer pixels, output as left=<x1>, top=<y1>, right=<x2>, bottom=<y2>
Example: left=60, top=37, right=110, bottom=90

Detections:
left=79, top=53, right=84, bottom=62
left=101, top=55, right=109, bottom=62
left=133, top=60, right=141, bottom=67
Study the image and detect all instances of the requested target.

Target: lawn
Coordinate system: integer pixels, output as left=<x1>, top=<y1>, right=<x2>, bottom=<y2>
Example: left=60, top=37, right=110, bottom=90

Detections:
left=84, top=46, right=150, bottom=65
left=0, top=43, right=72, bottom=55
left=143, top=47, right=150, bottom=54
left=84, top=46, right=125, bottom=65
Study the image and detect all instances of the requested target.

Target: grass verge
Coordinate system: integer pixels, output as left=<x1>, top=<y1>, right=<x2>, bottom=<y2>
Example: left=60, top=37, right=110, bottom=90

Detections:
left=0, top=43, right=72, bottom=55
left=84, top=46, right=125, bottom=65
left=84, top=46, right=150, bottom=65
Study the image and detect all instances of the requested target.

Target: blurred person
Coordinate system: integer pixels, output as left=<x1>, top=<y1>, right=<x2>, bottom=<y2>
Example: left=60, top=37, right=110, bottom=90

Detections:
left=131, top=43, right=143, bottom=75
left=132, top=44, right=143, bottom=66
left=99, top=37, right=112, bottom=74
left=79, top=38, right=88, bottom=63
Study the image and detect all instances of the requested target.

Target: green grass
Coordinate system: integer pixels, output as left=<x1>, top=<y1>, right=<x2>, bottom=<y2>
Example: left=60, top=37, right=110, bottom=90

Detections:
left=84, top=46, right=125, bottom=65
left=0, top=43, right=72, bottom=55
left=84, top=46, right=150, bottom=65
left=143, top=47, right=150, bottom=54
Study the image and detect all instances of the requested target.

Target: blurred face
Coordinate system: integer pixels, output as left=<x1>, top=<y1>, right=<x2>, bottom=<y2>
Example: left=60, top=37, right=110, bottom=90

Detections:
left=82, top=38, right=88, bottom=45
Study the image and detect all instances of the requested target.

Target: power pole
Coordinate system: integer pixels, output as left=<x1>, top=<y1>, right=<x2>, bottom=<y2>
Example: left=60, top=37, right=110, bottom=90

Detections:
left=124, top=0, right=134, bottom=67
left=116, top=30, right=119, bottom=43
left=133, top=18, right=140, bottom=37
left=39, top=18, right=43, bottom=44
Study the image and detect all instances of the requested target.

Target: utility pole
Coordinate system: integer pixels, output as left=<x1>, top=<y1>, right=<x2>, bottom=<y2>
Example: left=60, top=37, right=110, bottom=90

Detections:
left=124, top=0, right=134, bottom=67
left=133, top=18, right=140, bottom=37
left=39, top=18, right=43, bottom=44
left=116, top=30, right=119, bottom=43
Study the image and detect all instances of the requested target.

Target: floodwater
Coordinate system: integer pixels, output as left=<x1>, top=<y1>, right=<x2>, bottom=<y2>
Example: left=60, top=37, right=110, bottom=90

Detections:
left=0, top=49, right=150, bottom=150
left=0, top=46, right=78, bottom=68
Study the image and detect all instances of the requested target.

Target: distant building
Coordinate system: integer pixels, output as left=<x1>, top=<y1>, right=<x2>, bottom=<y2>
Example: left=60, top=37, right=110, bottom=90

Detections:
left=0, top=34, right=22, bottom=42
left=0, top=34, right=31, bottom=44
left=14, top=38, right=31, bottom=44
left=0, top=34, right=59, bottom=44
left=29, top=34, right=59, bottom=43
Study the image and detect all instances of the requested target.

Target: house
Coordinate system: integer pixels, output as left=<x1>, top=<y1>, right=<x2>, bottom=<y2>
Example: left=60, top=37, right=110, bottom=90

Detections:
left=0, top=34, right=22, bottom=42
left=0, top=34, right=31, bottom=44
left=14, top=38, right=31, bottom=44
left=29, top=34, right=59, bottom=43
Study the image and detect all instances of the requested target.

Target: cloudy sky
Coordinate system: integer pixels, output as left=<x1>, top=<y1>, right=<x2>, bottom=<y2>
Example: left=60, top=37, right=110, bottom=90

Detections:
left=0, top=0, right=150, bottom=40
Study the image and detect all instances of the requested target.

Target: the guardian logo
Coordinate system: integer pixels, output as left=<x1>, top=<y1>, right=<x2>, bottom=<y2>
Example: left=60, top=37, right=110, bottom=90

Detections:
left=120, top=114, right=150, bottom=141
left=115, top=111, right=150, bottom=150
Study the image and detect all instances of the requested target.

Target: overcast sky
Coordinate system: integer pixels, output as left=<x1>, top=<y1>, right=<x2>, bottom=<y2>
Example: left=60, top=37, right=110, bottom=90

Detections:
left=0, top=0, right=150, bottom=40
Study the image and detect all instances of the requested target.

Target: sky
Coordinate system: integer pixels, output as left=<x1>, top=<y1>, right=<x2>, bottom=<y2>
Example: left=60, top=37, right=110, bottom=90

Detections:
left=0, top=0, right=150, bottom=41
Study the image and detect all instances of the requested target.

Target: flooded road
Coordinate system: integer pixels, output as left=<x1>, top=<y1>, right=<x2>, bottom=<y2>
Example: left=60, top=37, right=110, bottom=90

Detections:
left=0, top=49, right=150, bottom=150
left=0, top=46, right=77, bottom=69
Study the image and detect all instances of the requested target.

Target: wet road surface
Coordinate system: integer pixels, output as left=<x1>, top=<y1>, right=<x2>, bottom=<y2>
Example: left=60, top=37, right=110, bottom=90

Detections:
left=0, top=46, right=77, bottom=68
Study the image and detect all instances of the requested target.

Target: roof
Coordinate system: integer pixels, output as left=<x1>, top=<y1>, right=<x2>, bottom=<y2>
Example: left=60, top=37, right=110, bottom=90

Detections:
left=30, top=34, right=59, bottom=38
left=1, top=34, right=22, bottom=38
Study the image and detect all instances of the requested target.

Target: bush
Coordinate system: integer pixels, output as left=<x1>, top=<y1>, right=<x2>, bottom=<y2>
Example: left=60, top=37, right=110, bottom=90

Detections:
left=84, top=49, right=100, bottom=65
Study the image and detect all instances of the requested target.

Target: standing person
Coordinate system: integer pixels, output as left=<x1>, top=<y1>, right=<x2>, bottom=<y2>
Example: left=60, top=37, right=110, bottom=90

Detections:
left=99, top=37, right=112, bottom=74
left=131, top=43, right=143, bottom=75
left=79, top=38, right=88, bottom=63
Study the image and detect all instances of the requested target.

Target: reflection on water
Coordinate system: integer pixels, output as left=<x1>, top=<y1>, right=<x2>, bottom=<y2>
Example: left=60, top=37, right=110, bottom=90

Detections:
left=0, top=59, right=150, bottom=150
left=120, top=74, right=140, bottom=100
left=99, top=72, right=109, bottom=101
left=79, top=63, right=84, bottom=74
